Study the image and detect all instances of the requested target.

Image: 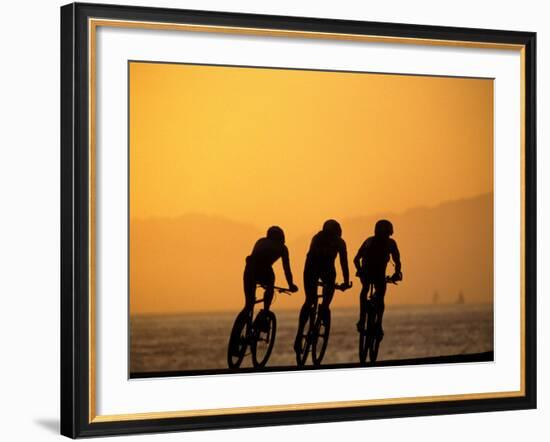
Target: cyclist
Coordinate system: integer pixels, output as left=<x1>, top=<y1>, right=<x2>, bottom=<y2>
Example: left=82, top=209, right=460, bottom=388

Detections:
left=354, top=219, right=402, bottom=340
left=294, top=219, right=351, bottom=352
left=242, top=226, right=299, bottom=325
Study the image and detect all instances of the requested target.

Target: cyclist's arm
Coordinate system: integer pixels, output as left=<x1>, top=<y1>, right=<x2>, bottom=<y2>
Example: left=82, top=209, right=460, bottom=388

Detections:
left=390, top=240, right=402, bottom=274
left=281, top=246, right=295, bottom=287
left=339, top=240, right=350, bottom=285
left=353, top=245, right=364, bottom=273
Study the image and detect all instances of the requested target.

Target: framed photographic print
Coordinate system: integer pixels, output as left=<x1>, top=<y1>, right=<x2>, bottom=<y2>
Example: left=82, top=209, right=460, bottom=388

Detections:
left=60, top=2, right=537, bottom=438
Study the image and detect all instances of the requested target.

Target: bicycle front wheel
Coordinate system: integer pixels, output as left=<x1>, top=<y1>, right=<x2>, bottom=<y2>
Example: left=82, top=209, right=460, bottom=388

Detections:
left=370, top=338, right=381, bottom=363
left=369, top=329, right=383, bottom=363
left=312, top=307, right=331, bottom=366
left=227, top=311, right=249, bottom=369
left=251, top=310, right=277, bottom=368
left=295, top=311, right=314, bottom=367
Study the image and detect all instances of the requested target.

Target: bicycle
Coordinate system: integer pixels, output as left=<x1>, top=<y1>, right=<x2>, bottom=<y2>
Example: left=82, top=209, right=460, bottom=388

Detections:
left=295, top=281, right=351, bottom=367
left=227, top=284, right=293, bottom=369
left=358, top=275, right=397, bottom=365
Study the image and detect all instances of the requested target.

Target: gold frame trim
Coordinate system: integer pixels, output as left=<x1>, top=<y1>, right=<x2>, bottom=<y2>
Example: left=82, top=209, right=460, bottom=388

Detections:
left=88, top=18, right=527, bottom=423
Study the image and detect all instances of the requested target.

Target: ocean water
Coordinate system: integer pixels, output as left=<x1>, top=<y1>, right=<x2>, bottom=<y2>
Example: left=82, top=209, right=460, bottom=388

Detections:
left=130, top=304, right=493, bottom=374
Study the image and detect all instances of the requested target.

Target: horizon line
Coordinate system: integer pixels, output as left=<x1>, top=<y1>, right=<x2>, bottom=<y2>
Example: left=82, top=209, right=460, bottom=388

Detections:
left=130, top=301, right=494, bottom=317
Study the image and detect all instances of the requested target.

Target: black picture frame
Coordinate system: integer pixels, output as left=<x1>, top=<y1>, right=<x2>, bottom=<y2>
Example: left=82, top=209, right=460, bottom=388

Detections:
left=61, top=2, right=537, bottom=438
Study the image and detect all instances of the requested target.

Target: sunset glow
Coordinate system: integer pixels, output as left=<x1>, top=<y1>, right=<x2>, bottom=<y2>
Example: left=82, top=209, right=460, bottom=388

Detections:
left=129, top=61, right=493, bottom=314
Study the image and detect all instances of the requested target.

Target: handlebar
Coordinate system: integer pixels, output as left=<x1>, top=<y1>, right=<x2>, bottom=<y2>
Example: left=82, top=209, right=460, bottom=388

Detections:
left=317, top=281, right=353, bottom=291
left=258, top=284, right=295, bottom=295
left=336, top=281, right=353, bottom=291
left=385, top=275, right=399, bottom=285
left=258, top=281, right=355, bottom=295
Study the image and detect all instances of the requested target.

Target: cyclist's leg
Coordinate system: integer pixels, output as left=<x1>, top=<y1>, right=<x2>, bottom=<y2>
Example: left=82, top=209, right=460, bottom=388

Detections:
left=358, top=277, right=371, bottom=331
left=262, top=268, right=275, bottom=312
left=243, top=263, right=256, bottom=318
left=320, top=267, right=336, bottom=310
left=250, top=268, right=275, bottom=332
left=365, top=292, right=376, bottom=334
left=372, top=279, right=387, bottom=336
left=295, top=266, right=317, bottom=349
left=229, top=263, right=255, bottom=357
left=298, top=293, right=316, bottom=329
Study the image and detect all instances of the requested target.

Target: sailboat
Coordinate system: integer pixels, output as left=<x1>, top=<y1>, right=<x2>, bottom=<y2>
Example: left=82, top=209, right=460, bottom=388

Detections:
left=432, top=290, right=439, bottom=305
left=456, top=290, right=465, bottom=304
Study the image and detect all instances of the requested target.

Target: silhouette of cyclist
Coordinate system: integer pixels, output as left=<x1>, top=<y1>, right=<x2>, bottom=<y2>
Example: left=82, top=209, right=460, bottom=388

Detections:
left=354, top=219, right=402, bottom=338
left=243, top=226, right=299, bottom=321
left=294, top=219, right=351, bottom=352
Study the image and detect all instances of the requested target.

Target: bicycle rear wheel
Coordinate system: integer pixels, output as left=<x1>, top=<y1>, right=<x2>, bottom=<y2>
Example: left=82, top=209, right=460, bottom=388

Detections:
left=312, top=307, right=331, bottom=366
left=251, top=310, right=277, bottom=368
left=227, top=311, right=249, bottom=369
left=358, top=327, right=369, bottom=365
left=295, top=311, right=314, bottom=366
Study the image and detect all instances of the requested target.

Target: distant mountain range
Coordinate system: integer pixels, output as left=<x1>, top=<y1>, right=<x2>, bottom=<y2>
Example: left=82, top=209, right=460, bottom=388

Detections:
left=130, top=193, right=493, bottom=314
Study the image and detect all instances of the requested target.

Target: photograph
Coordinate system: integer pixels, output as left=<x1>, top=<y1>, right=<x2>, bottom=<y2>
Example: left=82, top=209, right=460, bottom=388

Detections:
left=128, top=61, right=495, bottom=377
left=59, top=2, right=537, bottom=437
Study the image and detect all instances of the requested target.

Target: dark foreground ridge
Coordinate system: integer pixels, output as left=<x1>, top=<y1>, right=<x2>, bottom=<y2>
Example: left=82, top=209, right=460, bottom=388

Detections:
left=130, top=351, right=493, bottom=379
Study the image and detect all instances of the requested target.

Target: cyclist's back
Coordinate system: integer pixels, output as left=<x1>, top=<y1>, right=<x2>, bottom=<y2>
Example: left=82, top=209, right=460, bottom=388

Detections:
left=305, top=229, right=346, bottom=275
left=247, top=237, right=288, bottom=272
left=304, top=220, right=349, bottom=290
left=355, top=235, right=399, bottom=280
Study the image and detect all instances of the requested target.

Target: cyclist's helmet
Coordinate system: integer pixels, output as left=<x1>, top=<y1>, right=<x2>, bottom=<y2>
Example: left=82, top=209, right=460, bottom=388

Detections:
left=322, top=219, right=342, bottom=238
left=267, top=225, right=285, bottom=244
left=374, top=219, right=393, bottom=238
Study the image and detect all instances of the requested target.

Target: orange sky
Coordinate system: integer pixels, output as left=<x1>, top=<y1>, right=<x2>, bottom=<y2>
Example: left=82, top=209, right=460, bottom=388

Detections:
left=129, top=61, right=493, bottom=314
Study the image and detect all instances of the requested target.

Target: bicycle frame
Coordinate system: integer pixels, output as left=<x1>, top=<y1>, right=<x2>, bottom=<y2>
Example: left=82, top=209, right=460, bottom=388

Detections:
left=296, top=281, right=350, bottom=366
left=358, top=276, right=398, bottom=364
left=227, top=284, right=293, bottom=369
left=241, top=284, right=291, bottom=340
